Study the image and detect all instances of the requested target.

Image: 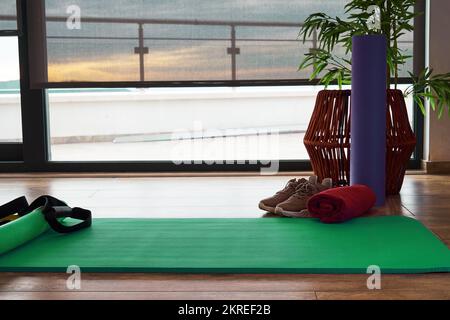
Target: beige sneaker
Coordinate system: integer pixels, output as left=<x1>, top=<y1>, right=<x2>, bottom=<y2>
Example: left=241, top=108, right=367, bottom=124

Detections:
left=275, top=178, right=333, bottom=217
left=258, top=177, right=317, bottom=213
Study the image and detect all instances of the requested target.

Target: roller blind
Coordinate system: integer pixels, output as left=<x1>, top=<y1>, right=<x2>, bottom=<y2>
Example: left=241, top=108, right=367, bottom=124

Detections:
left=27, top=0, right=351, bottom=87
left=0, top=0, right=17, bottom=31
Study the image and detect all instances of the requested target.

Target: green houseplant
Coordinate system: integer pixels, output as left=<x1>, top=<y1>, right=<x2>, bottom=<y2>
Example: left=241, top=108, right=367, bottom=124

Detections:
left=298, top=0, right=450, bottom=194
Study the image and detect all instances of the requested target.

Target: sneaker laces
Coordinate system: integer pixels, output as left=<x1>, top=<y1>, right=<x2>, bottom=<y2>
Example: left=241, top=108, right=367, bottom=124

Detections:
left=276, top=179, right=298, bottom=195
left=291, top=182, right=318, bottom=199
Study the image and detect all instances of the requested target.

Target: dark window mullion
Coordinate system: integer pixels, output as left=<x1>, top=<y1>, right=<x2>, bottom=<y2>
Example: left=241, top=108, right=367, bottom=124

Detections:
left=17, top=0, right=50, bottom=169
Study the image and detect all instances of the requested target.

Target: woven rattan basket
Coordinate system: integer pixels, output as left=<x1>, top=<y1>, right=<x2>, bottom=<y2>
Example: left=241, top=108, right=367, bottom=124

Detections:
left=304, top=89, right=416, bottom=195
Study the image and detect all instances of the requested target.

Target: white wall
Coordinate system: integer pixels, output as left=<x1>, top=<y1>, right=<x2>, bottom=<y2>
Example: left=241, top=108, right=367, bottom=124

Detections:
left=47, top=87, right=318, bottom=139
left=1, top=87, right=321, bottom=141
left=424, top=0, right=450, bottom=163
left=0, top=94, right=22, bottom=141
left=1, top=85, right=415, bottom=143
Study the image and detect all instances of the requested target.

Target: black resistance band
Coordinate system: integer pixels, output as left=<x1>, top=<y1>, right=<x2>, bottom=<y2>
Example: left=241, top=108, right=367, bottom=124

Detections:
left=0, top=195, right=91, bottom=233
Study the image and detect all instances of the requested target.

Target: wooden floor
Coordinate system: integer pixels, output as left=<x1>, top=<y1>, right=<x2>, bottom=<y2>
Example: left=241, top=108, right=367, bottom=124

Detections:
left=0, top=173, right=449, bottom=300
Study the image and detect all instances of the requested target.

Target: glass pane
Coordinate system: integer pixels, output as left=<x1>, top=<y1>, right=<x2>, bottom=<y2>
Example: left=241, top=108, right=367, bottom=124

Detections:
left=398, top=31, right=414, bottom=77
left=49, top=85, right=416, bottom=163
left=44, top=0, right=349, bottom=83
left=0, top=0, right=17, bottom=30
left=48, top=86, right=317, bottom=162
left=45, top=1, right=416, bottom=164
left=0, top=36, right=22, bottom=143
left=395, top=84, right=415, bottom=125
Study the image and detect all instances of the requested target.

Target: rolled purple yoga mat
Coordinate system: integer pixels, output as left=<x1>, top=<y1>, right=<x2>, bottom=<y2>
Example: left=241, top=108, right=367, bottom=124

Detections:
left=351, top=35, right=387, bottom=206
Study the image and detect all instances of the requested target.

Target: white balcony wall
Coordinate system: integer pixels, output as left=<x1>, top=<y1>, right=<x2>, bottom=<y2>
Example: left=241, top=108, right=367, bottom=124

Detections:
left=1, top=86, right=413, bottom=143
left=47, top=87, right=319, bottom=140
left=0, top=94, right=21, bottom=141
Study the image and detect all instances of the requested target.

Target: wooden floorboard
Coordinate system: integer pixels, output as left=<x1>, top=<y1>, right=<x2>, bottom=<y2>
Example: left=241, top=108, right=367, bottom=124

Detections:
left=0, top=291, right=318, bottom=300
left=1, top=273, right=449, bottom=292
left=0, top=174, right=449, bottom=300
left=316, top=290, right=450, bottom=300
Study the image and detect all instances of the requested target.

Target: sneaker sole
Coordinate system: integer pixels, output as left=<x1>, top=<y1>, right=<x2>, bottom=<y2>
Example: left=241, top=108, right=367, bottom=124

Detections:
left=275, top=207, right=311, bottom=218
left=258, top=202, right=276, bottom=214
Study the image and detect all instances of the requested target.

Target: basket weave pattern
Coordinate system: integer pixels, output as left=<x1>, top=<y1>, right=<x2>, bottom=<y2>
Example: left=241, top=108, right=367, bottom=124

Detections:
left=304, top=89, right=416, bottom=195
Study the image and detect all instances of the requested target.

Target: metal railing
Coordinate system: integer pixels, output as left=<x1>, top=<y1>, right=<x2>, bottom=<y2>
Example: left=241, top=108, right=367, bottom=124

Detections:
left=46, top=16, right=312, bottom=82
left=1, top=14, right=313, bottom=81
left=1, top=14, right=413, bottom=82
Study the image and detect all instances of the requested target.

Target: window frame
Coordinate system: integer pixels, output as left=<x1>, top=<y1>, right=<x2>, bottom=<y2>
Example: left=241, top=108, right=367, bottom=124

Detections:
left=0, top=0, right=425, bottom=173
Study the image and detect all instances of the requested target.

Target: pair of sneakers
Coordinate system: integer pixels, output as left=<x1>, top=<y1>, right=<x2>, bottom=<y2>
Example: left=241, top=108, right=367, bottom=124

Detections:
left=259, top=176, right=333, bottom=217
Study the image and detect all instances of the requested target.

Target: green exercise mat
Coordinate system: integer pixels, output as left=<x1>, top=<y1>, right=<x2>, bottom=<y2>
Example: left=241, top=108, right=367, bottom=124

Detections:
left=0, top=214, right=449, bottom=274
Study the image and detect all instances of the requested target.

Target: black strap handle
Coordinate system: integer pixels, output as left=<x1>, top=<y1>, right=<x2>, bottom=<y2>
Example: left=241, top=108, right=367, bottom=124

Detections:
left=0, top=196, right=30, bottom=219
left=0, top=195, right=91, bottom=234
left=45, top=206, right=92, bottom=234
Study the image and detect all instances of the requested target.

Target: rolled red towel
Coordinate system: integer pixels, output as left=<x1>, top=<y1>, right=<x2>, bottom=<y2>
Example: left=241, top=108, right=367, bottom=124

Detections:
left=307, top=185, right=376, bottom=223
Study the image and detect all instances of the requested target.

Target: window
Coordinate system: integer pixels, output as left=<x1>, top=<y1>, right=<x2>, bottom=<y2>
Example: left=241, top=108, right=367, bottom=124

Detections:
left=44, top=1, right=341, bottom=162
left=0, top=37, right=22, bottom=143
left=48, top=84, right=415, bottom=162
left=43, top=1, right=415, bottom=163
left=48, top=86, right=316, bottom=161
left=38, top=0, right=349, bottom=86
left=0, top=2, right=22, bottom=145
left=0, top=1, right=422, bottom=171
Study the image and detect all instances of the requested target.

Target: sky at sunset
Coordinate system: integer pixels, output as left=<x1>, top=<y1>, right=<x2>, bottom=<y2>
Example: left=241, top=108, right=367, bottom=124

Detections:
left=1, top=1, right=411, bottom=84
left=45, top=0, right=347, bottom=82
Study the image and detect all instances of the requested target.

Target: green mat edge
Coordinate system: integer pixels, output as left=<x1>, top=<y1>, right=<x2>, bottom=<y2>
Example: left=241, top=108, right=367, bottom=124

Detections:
left=0, top=266, right=449, bottom=274
left=1, top=215, right=449, bottom=274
